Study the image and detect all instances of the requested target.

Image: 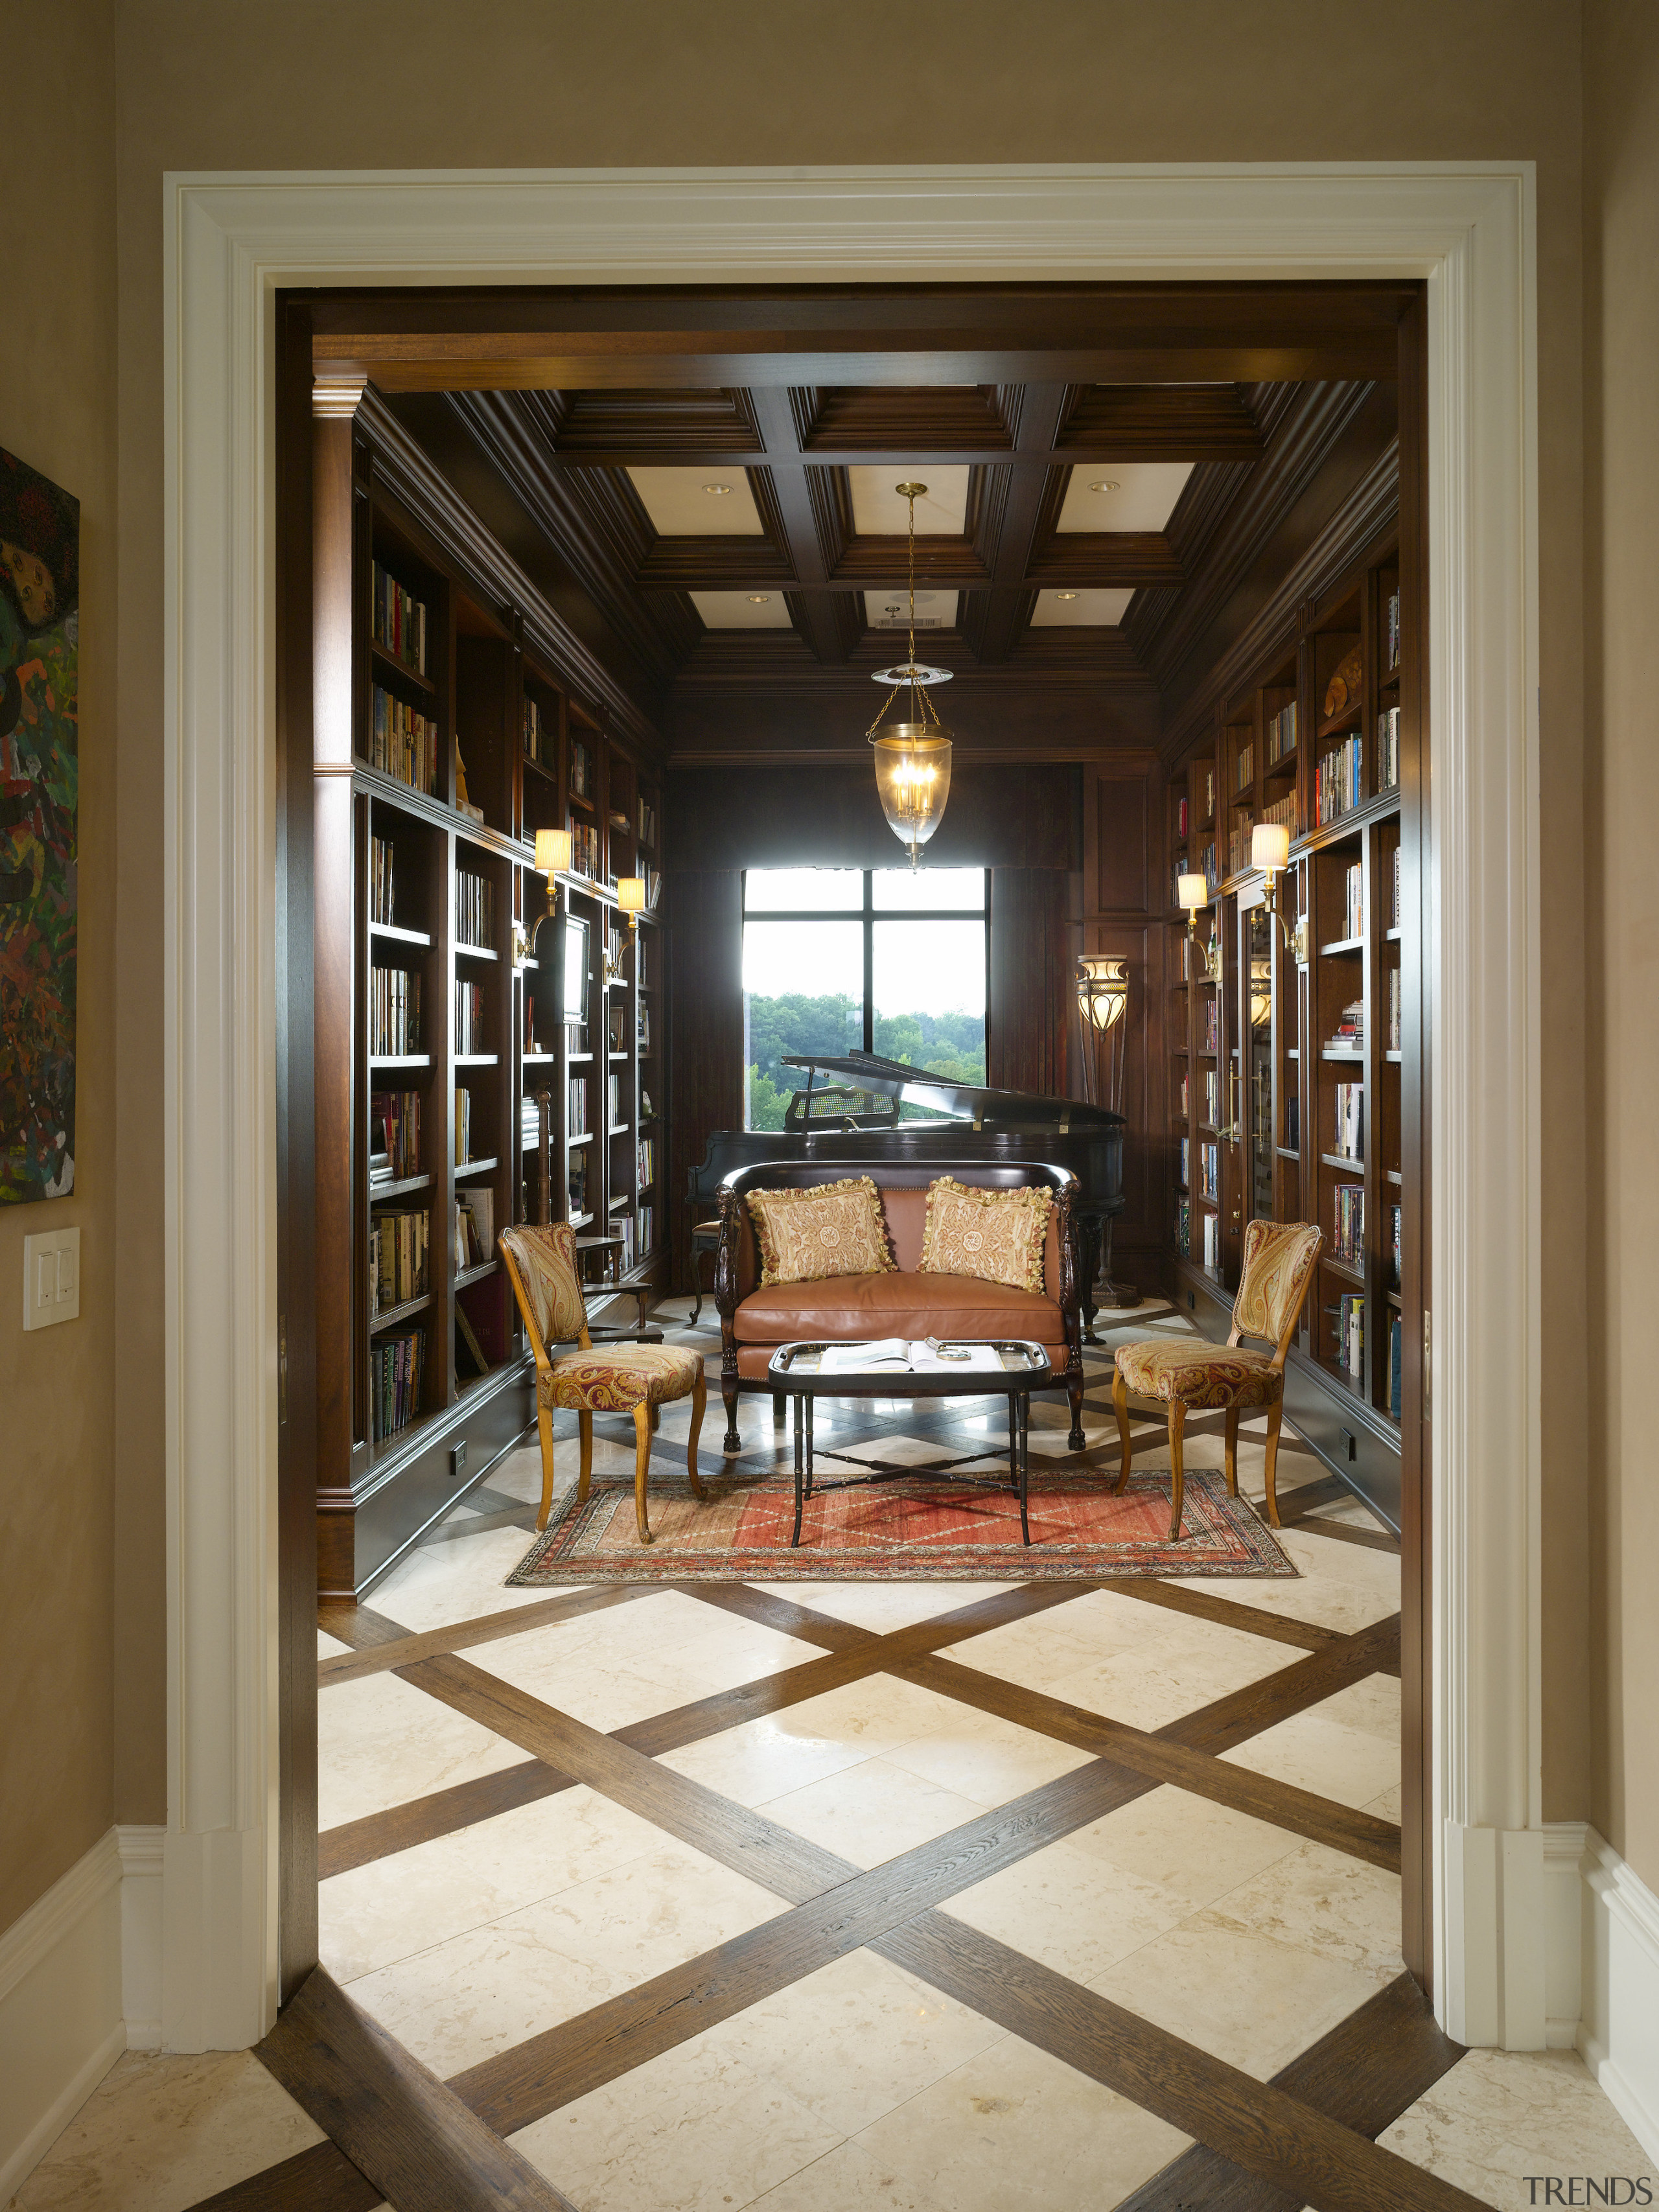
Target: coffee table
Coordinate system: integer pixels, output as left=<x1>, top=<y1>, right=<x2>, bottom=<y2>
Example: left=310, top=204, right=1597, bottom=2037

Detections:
left=765, top=1339, right=1054, bottom=1547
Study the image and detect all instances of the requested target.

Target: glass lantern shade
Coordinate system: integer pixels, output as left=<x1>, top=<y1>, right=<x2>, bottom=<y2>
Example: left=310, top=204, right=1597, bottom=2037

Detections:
left=870, top=725, right=953, bottom=860
left=1076, top=954, right=1129, bottom=1030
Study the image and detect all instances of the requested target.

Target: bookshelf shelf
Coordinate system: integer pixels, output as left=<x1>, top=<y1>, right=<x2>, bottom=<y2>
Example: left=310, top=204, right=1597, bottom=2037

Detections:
left=314, top=392, right=673, bottom=1598
left=1166, top=522, right=1415, bottom=1528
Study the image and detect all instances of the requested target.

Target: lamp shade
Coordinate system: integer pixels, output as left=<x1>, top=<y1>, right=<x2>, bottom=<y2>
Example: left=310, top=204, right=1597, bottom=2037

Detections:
left=1251, top=822, right=1291, bottom=875
left=1076, top=954, right=1129, bottom=1030
left=870, top=726, right=952, bottom=856
left=616, top=876, right=647, bottom=915
left=535, top=827, right=572, bottom=878
left=1177, top=871, right=1209, bottom=913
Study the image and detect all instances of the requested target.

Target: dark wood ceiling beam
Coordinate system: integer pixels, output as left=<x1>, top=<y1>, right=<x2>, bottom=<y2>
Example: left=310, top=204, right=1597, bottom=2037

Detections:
left=743, top=394, right=852, bottom=664
left=308, top=281, right=1411, bottom=388
left=627, top=530, right=1181, bottom=594
left=968, top=385, right=1071, bottom=664
left=1055, top=382, right=1264, bottom=460
left=1025, top=533, right=1186, bottom=588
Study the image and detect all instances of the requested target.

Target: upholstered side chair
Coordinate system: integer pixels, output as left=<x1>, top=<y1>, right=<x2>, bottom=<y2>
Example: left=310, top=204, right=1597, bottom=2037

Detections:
left=499, top=1223, right=707, bottom=1544
left=1112, top=1218, right=1323, bottom=1539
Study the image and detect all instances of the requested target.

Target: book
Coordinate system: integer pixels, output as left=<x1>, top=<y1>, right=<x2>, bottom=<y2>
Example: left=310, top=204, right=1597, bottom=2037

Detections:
left=370, top=686, right=438, bottom=796
left=1376, top=704, right=1400, bottom=793
left=370, top=835, right=395, bottom=926
left=370, top=1207, right=429, bottom=1309
left=1344, top=861, right=1362, bottom=941
left=1390, top=1204, right=1402, bottom=1288
left=370, top=966, right=421, bottom=1055
left=1387, top=968, right=1402, bottom=1050
left=1334, top=1081, right=1363, bottom=1160
left=1334, top=1183, right=1365, bottom=1266
left=570, top=737, right=593, bottom=800
left=458, top=1187, right=494, bottom=1272
left=454, top=978, right=486, bottom=1055
left=1178, top=795, right=1189, bottom=840
left=1385, top=588, right=1402, bottom=672
left=454, top=1086, right=472, bottom=1165
left=1235, top=742, right=1253, bottom=793
left=1260, top=789, right=1297, bottom=837
left=1174, top=1197, right=1190, bottom=1257
left=1228, top=817, right=1255, bottom=879
left=371, top=562, right=428, bottom=676
left=818, top=1338, right=1006, bottom=1375
left=1266, top=699, right=1297, bottom=763
left=1316, top=733, right=1364, bottom=826
left=1202, top=1212, right=1220, bottom=1268
left=454, top=867, right=495, bottom=949
left=522, top=693, right=551, bottom=769
left=370, top=1326, right=424, bottom=1443
left=369, top=1089, right=420, bottom=1180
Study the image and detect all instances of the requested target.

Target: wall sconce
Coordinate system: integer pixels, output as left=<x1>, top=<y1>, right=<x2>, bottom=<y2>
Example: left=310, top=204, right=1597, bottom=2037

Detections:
left=1177, top=871, right=1212, bottom=983
left=603, top=876, right=647, bottom=983
left=534, top=827, right=572, bottom=911
left=1074, top=953, right=1139, bottom=1315
left=1249, top=822, right=1308, bottom=964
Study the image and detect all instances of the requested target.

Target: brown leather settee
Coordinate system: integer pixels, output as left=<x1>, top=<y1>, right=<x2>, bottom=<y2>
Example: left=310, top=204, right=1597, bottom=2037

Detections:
left=713, top=1159, right=1086, bottom=1453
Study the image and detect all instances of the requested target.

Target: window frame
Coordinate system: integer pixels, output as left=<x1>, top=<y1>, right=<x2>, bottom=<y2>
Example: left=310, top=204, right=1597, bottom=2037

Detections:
left=741, top=867, right=992, bottom=1113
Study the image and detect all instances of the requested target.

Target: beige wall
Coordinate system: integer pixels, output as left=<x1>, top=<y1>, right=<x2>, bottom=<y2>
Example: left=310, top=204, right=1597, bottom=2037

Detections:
left=1584, top=0, right=1659, bottom=1891
left=6, top=0, right=1613, bottom=1928
left=0, top=0, right=119, bottom=1931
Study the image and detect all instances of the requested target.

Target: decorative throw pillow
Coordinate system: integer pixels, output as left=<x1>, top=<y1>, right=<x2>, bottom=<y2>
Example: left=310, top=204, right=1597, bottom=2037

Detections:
left=746, top=1178, right=897, bottom=1288
left=918, top=1177, right=1051, bottom=1294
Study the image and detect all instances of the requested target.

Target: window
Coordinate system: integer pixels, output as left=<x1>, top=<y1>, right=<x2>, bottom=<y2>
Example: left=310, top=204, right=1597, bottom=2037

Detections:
left=743, top=868, right=990, bottom=1130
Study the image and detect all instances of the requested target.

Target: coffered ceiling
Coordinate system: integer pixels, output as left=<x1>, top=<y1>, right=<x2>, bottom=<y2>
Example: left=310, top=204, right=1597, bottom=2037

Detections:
left=312, top=285, right=1408, bottom=761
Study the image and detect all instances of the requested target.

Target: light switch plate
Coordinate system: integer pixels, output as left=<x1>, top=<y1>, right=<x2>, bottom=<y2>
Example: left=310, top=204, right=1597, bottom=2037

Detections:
left=22, top=1226, right=80, bottom=1329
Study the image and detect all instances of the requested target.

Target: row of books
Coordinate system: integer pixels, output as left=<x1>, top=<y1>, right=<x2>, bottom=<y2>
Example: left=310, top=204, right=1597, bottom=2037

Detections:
left=1199, top=1211, right=1220, bottom=1269
left=636, top=1137, right=655, bottom=1191
left=371, top=1208, right=429, bottom=1310
left=616, top=1216, right=636, bottom=1270
left=1327, top=996, right=1364, bottom=1053
left=1260, top=789, right=1297, bottom=837
left=522, top=693, right=553, bottom=771
left=570, top=821, right=601, bottom=880
left=637, top=796, right=658, bottom=849
left=1333, top=1081, right=1364, bottom=1161
left=636, top=1004, right=653, bottom=1052
left=370, top=966, right=421, bottom=1056
left=456, top=1188, right=494, bottom=1270
left=606, top=1071, right=625, bottom=1126
left=455, top=867, right=495, bottom=949
left=1333, top=1182, right=1365, bottom=1268
left=1201, top=997, right=1219, bottom=1053
left=454, top=980, right=487, bottom=1056
left=522, top=1093, right=549, bottom=1150
left=369, top=1090, right=421, bottom=1182
left=454, top=1086, right=477, bottom=1165
left=1387, top=968, right=1402, bottom=1051
left=1203, top=1069, right=1220, bottom=1125
left=371, top=686, right=439, bottom=797
left=1199, top=1141, right=1220, bottom=1201
left=1177, top=1072, right=1188, bottom=1117
left=1178, top=1137, right=1190, bottom=1191
left=1389, top=1203, right=1402, bottom=1290
left=1235, top=741, right=1253, bottom=794
left=1174, top=1196, right=1191, bottom=1257
left=1316, top=733, right=1365, bottom=826
left=369, top=835, right=397, bottom=927
left=1333, top=1292, right=1365, bottom=1379
left=1266, top=698, right=1297, bottom=764
left=1342, top=859, right=1363, bottom=941
left=568, top=1075, right=588, bottom=1134
left=1227, top=819, right=1254, bottom=880
left=1376, top=706, right=1401, bottom=794
left=570, top=736, right=594, bottom=800
left=371, top=1327, right=424, bottom=1444
left=371, top=561, right=429, bottom=677
left=636, top=1204, right=654, bottom=1259
left=1384, top=588, right=1402, bottom=673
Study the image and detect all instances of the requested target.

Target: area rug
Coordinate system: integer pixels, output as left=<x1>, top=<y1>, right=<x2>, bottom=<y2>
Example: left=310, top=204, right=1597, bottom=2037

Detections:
left=506, top=1468, right=1297, bottom=1585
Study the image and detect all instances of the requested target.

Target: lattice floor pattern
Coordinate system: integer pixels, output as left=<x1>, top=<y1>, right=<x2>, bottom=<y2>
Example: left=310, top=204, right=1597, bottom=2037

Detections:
left=25, top=1310, right=1638, bottom=2212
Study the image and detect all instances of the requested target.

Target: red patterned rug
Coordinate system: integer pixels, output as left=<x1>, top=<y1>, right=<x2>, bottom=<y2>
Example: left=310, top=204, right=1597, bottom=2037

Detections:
left=507, top=1469, right=1297, bottom=1585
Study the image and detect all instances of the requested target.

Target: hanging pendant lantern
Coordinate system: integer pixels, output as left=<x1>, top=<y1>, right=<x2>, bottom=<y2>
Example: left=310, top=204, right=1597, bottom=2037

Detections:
left=868, top=483, right=953, bottom=868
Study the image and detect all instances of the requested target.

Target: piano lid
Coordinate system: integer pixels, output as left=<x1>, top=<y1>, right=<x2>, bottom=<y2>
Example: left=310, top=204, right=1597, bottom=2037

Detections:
left=780, top=1051, right=1121, bottom=1134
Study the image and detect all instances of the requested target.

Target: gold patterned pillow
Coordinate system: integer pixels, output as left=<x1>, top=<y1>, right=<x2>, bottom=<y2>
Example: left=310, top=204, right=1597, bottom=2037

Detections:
left=746, top=1178, right=897, bottom=1288
left=918, top=1177, right=1051, bottom=1294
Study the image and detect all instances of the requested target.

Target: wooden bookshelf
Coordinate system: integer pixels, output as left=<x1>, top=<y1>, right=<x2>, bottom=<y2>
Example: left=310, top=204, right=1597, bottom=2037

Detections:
left=1163, top=525, right=1416, bottom=1532
left=313, top=395, right=671, bottom=1598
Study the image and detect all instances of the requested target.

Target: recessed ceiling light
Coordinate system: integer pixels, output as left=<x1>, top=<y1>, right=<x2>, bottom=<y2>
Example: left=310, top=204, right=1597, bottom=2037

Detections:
left=747, top=594, right=771, bottom=604
left=1055, top=591, right=1079, bottom=601
left=1089, top=480, right=1122, bottom=494
left=702, top=482, right=734, bottom=496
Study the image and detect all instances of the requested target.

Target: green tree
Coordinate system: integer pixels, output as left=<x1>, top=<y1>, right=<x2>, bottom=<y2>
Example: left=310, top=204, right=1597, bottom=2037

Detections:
left=747, top=1064, right=792, bottom=1132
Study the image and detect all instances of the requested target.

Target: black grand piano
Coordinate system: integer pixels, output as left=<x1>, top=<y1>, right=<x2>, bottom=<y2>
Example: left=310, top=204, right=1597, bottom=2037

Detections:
left=686, top=1051, right=1128, bottom=1335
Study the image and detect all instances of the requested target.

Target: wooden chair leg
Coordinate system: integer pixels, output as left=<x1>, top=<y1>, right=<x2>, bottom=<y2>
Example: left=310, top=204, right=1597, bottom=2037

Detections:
left=686, top=1371, right=708, bottom=1498
left=534, top=1403, right=557, bottom=1531
left=577, top=1410, right=594, bottom=1502
left=633, top=1403, right=655, bottom=1544
left=1224, top=1404, right=1240, bottom=1496
left=1168, top=1399, right=1187, bottom=1541
left=1112, top=1364, right=1133, bottom=1493
left=1263, top=1398, right=1284, bottom=1526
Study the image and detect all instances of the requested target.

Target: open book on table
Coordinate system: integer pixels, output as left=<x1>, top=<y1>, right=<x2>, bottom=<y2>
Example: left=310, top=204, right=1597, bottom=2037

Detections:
left=817, top=1338, right=1006, bottom=1375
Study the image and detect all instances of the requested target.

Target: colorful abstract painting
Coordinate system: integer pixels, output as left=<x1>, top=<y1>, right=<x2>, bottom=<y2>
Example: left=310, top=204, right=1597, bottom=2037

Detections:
left=0, top=446, right=78, bottom=1202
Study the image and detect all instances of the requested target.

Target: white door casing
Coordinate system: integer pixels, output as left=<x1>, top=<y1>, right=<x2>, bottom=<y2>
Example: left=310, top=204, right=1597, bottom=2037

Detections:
left=161, top=162, right=1540, bottom=2049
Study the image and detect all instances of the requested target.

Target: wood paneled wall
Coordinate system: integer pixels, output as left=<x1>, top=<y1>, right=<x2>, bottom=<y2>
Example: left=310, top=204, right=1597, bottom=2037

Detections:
left=988, top=870, right=1073, bottom=1096
left=667, top=868, right=745, bottom=1292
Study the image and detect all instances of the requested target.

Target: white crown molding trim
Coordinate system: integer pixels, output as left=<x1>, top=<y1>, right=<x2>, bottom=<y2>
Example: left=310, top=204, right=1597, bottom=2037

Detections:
left=0, top=1832, right=125, bottom=2198
left=161, top=159, right=1539, bottom=2051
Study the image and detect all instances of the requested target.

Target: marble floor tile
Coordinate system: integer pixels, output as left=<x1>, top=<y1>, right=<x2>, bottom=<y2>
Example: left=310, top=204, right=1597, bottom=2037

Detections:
left=1376, top=2047, right=1655, bottom=2209
left=1036, top=1616, right=1294, bottom=1735
left=754, top=1670, right=978, bottom=1763
left=1192, top=1839, right=1403, bottom=1985
left=1063, top=1780, right=1306, bottom=1911
left=761, top=1755, right=987, bottom=1869
left=509, top=2021, right=841, bottom=2212
left=317, top=1626, right=353, bottom=1658
left=1301, top=1668, right=1401, bottom=1745
left=699, top=1948, right=1006, bottom=2137
left=747, top=2138, right=957, bottom=2212
left=656, top=1705, right=883, bottom=1809
left=852, top=2031, right=1190, bottom=2212
left=1089, top=1916, right=1384, bottom=2082
left=369, top=1519, right=582, bottom=1634
left=880, top=1697, right=1095, bottom=1808
left=319, top=1781, right=666, bottom=1983
left=943, top=1832, right=1195, bottom=1983
left=1219, top=1705, right=1402, bottom=1811
left=316, top=1668, right=526, bottom=1831
left=752, top=1579, right=1017, bottom=1636
left=5, top=2051, right=326, bottom=2212
left=347, top=1837, right=785, bottom=2077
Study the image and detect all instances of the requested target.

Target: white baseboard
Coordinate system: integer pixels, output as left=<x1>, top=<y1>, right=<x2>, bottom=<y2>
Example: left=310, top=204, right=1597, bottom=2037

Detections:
left=0, top=1823, right=172, bottom=2194
left=1578, top=1830, right=1659, bottom=2167
left=0, top=1833, right=125, bottom=2198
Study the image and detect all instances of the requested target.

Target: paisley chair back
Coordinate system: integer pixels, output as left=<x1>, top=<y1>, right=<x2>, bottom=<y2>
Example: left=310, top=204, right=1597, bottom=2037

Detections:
left=1231, top=1219, right=1323, bottom=1357
left=498, top=1222, right=590, bottom=1359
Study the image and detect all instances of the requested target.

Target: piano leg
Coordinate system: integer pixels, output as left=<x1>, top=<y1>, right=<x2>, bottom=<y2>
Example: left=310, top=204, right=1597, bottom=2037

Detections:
left=1080, top=1214, right=1104, bottom=1344
left=722, top=1379, right=741, bottom=1454
left=1067, top=1372, right=1086, bottom=1454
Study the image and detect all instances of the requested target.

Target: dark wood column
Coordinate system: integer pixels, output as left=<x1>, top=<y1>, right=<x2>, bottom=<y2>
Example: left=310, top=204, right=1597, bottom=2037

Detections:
left=666, top=869, right=744, bottom=1293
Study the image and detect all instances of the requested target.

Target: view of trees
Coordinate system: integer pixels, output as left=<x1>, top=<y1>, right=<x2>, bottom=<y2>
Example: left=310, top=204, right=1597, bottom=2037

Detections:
left=745, top=993, right=986, bottom=1130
